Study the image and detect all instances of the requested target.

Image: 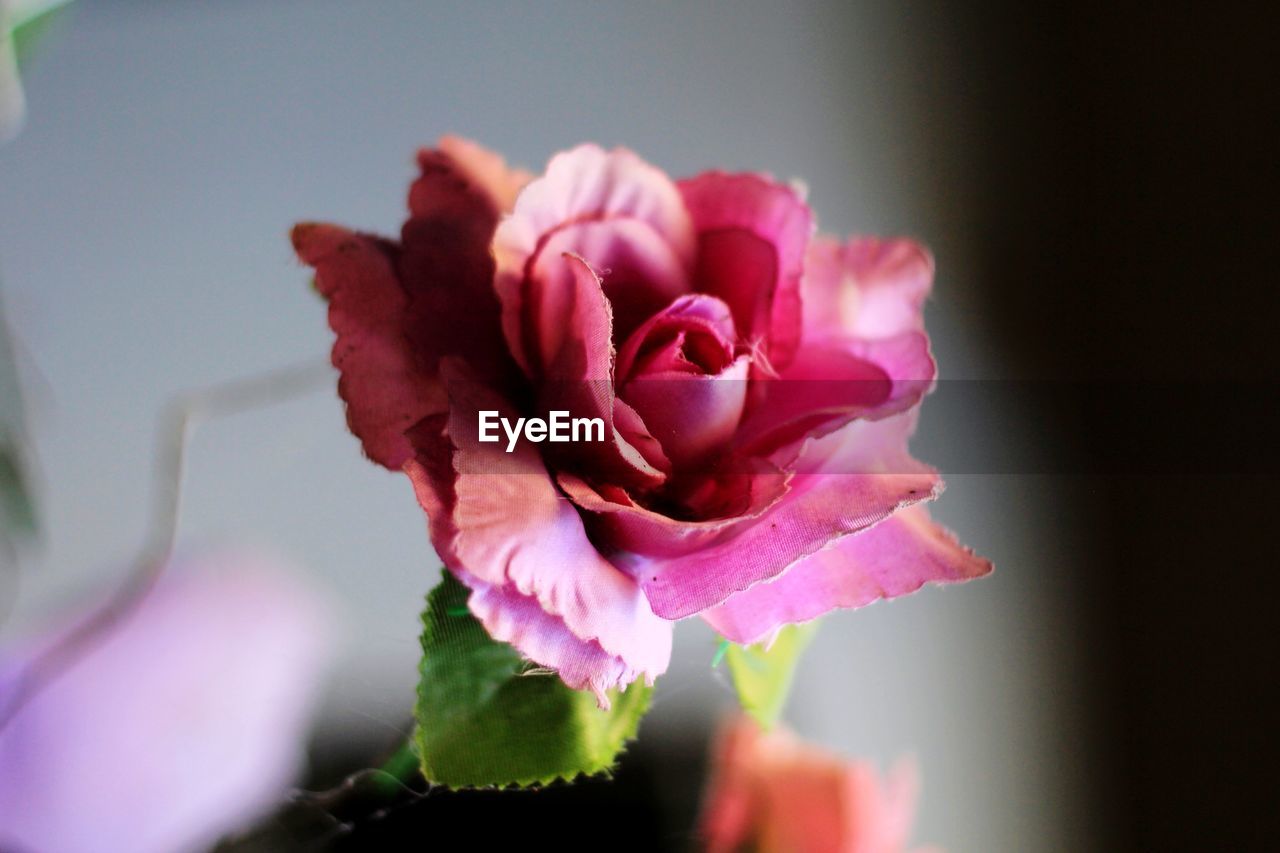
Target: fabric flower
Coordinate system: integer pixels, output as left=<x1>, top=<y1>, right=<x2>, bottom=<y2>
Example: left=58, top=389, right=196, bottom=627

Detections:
left=699, top=715, right=939, bottom=853
left=293, top=137, right=990, bottom=704
left=0, top=550, right=333, bottom=853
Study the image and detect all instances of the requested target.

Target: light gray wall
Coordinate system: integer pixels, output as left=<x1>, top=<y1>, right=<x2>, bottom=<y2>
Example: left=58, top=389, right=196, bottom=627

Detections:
left=1, top=2, right=1098, bottom=849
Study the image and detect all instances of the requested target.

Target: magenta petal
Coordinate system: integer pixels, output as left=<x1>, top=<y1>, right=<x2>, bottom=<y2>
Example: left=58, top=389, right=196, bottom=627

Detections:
left=292, top=223, right=445, bottom=470
left=802, top=236, right=933, bottom=341
left=536, top=254, right=668, bottom=489
left=637, top=413, right=941, bottom=619
left=616, top=293, right=738, bottom=381
left=703, top=504, right=992, bottom=643
left=735, top=333, right=935, bottom=455
left=623, top=356, right=751, bottom=467
left=559, top=458, right=789, bottom=559
left=494, top=144, right=695, bottom=375
left=612, top=397, right=673, bottom=477
left=679, top=172, right=813, bottom=369
left=404, top=362, right=672, bottom=693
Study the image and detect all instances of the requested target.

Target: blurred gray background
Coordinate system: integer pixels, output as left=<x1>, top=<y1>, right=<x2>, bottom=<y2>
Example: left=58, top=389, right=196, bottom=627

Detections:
left=1, top=2, right=1100, bottom=849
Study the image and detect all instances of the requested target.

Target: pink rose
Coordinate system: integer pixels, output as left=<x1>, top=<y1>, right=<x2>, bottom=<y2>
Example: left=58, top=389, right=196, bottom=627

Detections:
left=700, top=715, right=939, bottom=853
left=293, top=137, right=989, bottom=704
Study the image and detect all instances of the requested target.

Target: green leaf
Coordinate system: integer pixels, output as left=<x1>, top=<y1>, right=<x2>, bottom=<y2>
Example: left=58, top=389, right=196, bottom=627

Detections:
left=0, top=286, right=37, bottom=551
left=414, top=572, right=652, bottom=788
left=3, top=1, right=74, bottom=143
left=9, top=0, right=75, bottom=67
left=724, top=622, right=819, bottom=727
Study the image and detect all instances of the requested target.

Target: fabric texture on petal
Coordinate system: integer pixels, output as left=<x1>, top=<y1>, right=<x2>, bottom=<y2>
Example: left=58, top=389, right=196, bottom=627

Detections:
left=493, top=144, right=695, bottom=375
left=402, top=360, right=672, bottom=699
left=637, top=413, right=941, bottom=619
left=679, top=172, right=813, bottom=370
left=703, top=503, right=992, bottom=644
left=802, top=236, right=933, bottom=342
left=292, top=223, right=445, bottom=470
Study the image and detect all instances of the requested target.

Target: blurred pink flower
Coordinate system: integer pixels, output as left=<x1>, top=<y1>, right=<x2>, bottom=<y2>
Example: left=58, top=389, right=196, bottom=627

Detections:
left=294, top=137, right=989, bottom=705
left=700, top=716, right=939, bottom=853
left=0, top=550, right=333, bottom=853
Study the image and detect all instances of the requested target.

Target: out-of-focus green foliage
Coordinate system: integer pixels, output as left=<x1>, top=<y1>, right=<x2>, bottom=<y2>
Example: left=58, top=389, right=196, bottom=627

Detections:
left=724, top=622, right=820, bottom=727
left=0, top=288, right=37, bottom=555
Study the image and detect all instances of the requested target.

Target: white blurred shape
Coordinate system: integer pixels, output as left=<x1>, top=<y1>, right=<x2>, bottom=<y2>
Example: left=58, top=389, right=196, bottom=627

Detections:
left=0, top=550, right=334, bottom=853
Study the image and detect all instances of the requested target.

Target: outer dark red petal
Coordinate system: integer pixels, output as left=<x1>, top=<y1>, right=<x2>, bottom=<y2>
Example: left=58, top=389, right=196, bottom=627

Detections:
left=292, top=223, right=445, bottom=470
left=400, top=141, right=525, bottom=387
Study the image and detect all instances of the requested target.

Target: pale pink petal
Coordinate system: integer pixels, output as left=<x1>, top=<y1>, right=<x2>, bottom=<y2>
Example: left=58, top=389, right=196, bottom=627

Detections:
left=0, top=551, right=332, bottom=853
left=703, top=503, right=992, bottom=644
left=292, top=222, right=445, bottom=470
left=464, top=579, right=651, bottom=706
left=403, top=361, right=672, bottom=697
left=803, top=236, right=933, bottom=342
left=535, top=217, right=691, bottom=342
left=635, top=413, right=940, bottom=619
left=679, top=172, right=813, bottom=369
left=494, top=144, right=695, bottom=375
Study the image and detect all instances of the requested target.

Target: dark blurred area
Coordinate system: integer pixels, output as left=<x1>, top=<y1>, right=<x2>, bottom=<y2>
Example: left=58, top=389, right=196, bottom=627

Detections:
left=953, top=2, right=1277, bottom=850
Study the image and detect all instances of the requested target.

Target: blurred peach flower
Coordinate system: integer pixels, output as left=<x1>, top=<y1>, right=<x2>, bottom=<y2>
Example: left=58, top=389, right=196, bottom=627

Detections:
left=700, top=716, right=938, bottom=853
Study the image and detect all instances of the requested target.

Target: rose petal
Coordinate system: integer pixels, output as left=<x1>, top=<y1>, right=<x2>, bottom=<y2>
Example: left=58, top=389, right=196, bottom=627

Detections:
left=433, top=135, right=532, bottom=214
left=623, top=356, right=751, bottom=467
left=679, top=172, right=813, bottom=370
left=403, top=361, right=672, bottom=695
left=616, top=293, right=738, bottom=383
left=703, top=503, right=992, bottom=644
left=463, top=579, right=650, bottom=707
left=400, top=141, right=526, bottom=387
left=734, top=334, right=934, bottom=455
left=612, top=397, right=673, bottom=478
left=534, top=254, right=667, bottom=490
left=559, top=455, right=790, bottom=559
left=494, top=144, right=695, bottom=375
left=535, top=218, right=691, bottom=344
left=803, top=235, right=933, bottom=341
left=636, top=413, right=941, bottom=619
left=292, top=223, right=445, bottom=470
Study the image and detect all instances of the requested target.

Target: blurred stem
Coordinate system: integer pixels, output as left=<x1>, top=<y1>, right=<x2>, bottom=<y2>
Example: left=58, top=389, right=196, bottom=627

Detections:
left=374, top=739, right=421, bottom=793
